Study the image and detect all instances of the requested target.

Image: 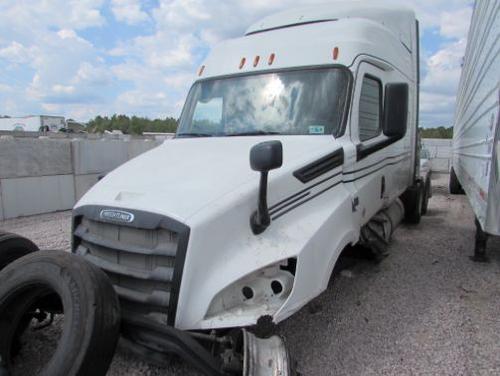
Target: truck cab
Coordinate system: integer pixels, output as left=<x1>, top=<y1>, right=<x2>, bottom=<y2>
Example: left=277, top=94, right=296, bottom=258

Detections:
left=72, top=3, right=421, bottom=374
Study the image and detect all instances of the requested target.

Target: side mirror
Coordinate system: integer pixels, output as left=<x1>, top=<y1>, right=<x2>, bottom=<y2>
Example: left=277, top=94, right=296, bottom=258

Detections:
left=250, top=141, right=283, bottom=172
left=249, top=141, right=283, bottom=235
left=383, top=83, right=408, bottom=139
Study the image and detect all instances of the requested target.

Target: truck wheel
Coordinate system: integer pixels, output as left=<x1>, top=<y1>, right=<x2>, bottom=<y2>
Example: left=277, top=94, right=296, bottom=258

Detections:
left=242, top=330, right=297, bottom=376
left=449, top=167, right=464, bottom=194
left=0, top=232, right=39, bottom=271
left=0, top=251, right=120, bottom=376
left=401, top=180, right=424, bottom=224
left=421, top=178, right=431, bottom=215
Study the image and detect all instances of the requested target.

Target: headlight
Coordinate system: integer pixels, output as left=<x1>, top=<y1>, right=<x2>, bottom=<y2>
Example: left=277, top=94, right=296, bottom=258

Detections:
left=205, top=260, right=295, bottom=319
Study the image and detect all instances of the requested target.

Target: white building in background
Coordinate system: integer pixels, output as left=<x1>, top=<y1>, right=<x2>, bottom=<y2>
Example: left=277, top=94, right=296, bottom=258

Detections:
left=0, top=115, right=66, bottom=132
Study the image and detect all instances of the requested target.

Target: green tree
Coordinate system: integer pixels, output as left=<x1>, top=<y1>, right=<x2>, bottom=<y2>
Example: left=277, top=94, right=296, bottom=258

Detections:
left=86, top=114, right=178, bottom=135
left=420, top=126, right=453, bottom=139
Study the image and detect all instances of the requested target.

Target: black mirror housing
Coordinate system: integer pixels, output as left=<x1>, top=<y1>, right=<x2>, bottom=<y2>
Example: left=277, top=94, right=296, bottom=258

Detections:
left=383, top=83, right=409, bottom=139
left=250, top=141, right=283, bottom=172
left=249, top=140, right=283, bottom=235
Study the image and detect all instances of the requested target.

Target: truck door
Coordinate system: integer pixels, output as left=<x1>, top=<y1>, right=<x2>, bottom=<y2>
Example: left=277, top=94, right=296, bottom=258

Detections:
left=345, top=61, right=388, bottom=225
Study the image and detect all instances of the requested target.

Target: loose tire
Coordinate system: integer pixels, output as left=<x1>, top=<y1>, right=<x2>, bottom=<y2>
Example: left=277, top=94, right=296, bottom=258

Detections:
left=449, top=166, right=464, bottom=194
left=0, top=251, right=121, bottom=376
left=0, top=232, right=39, bottom=271
left=401, top=180, right=424, bottom=224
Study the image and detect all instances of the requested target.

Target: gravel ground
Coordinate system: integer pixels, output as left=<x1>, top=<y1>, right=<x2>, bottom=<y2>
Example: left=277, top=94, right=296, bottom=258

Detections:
left=1, top=174, right=499, bottom=375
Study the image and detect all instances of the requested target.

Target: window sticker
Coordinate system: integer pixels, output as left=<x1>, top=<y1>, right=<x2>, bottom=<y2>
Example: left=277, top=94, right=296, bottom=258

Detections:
left=309, top=125, right=325, bottom=134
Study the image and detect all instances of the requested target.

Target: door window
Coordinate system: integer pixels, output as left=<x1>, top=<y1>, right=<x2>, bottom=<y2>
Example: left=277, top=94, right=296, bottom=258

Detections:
left=358, top=76, right=382, bottom=141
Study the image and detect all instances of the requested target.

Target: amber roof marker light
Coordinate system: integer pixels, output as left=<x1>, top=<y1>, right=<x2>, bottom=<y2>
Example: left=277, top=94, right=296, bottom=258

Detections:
left=239, top=57, right=246, bottom=69
left=268, top=53, right=276, bottom=65
left=333, top=47, right=339, bottom=60
left=198, top=65, right=205, bottom=76
left=253, top=55, right=260, bottom=67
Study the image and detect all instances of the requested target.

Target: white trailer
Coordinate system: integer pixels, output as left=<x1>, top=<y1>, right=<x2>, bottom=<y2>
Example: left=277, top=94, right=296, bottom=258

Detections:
left=71, top=2, right=424, bottom=374
left=0, top=115, right=65, bottom=132
left=450, top=0, right=499, bottom=261
left=0, top=116, right=41, bottom=132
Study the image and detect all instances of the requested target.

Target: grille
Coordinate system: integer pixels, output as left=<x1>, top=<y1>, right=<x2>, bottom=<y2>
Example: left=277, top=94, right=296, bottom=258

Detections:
left=72, top=206, right=189, bottom=326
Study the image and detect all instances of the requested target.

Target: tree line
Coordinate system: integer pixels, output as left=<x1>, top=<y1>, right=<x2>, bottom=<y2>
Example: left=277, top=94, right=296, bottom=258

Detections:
left=3, top=113, right=455, bottom=138
left=420, top=126, right=453, bottom=139
left=85, top=115, right=454, bottom=139
left=86, top=115, right=178, bottom=134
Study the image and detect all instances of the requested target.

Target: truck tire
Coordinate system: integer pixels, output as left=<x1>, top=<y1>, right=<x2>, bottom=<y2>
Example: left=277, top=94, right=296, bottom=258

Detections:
left=0, top=251, right=120, bottom=376
left=449, top=167, right=464, bottom=194
left=0, top=232, right=39, bottom=271
left=401, top=180, right=424, bottom=224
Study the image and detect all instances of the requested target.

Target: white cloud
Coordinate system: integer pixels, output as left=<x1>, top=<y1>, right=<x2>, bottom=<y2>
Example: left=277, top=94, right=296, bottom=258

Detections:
left=440, top=7, right=473, bottom=39
left=419, top=35, right=468, bottom=126
left=422, top=38, right=466, bottom=95
left=74, top=62, right=112, bottom=85
left=111, top=0, right=149, bottom=25
left=0, top=41, right=34, bottom=64
left=0, top=0, right=475, bottom=124
left=0, top=0, right=105, bottom=33
left=0, top=83, right=12, bottom=92
left=52, top=84, right=76, bottom=94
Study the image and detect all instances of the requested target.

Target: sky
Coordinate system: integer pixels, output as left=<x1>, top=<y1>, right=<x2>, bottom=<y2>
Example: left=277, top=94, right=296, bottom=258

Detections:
left=0, top=0, right=473, bottom=127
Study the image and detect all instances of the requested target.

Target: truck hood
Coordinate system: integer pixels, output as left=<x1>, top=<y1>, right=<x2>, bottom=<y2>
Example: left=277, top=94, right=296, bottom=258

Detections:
left=75, top=136, right=339, bottom=222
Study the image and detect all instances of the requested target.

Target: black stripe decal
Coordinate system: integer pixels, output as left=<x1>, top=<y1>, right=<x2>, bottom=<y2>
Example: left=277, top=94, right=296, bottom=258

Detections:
left=268, top=171, right=342, bottom=213
left=344, top=151, right=411, bottom=174
left=293, top=148, right=344, bottom=183
left=269, top=192, right=311, bottom=216
left=270, top=155, right=410, bottom=220
left=272, top=180, right=343, bottom=220
left=343, top=156, right=411, bottom=183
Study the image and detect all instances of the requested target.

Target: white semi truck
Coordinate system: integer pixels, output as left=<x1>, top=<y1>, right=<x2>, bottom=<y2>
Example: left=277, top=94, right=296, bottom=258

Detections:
left=0, top=3, right=424, bottom=376
left=450, top=0, right=499, bottom=261
left=68, top=3, right=423, bottom=374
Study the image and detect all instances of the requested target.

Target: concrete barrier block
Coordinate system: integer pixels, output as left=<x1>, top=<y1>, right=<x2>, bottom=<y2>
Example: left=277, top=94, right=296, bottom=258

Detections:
left=72, top=139, right=128, bottom=175
left=74, top=173, right=101, bottom=201
left=0, top=138, right=72, bottom=179
left=436, top=146, right=452, bottom=158
left=1, top=175, right=75, bottom=219
left=432, top=158, right=450, bottom=173
left=127, top=139, right=161, bottom=159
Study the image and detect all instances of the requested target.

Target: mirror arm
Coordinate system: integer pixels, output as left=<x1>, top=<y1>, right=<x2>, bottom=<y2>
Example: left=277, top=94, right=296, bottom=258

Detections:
left=250, top=171, right=271, bottom=234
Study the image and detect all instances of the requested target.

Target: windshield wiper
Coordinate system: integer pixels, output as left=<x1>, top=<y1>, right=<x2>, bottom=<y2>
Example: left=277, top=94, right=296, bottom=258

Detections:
left=226, top=131, right=282, bottom=136
left=176, top=133, right=214, bottom=138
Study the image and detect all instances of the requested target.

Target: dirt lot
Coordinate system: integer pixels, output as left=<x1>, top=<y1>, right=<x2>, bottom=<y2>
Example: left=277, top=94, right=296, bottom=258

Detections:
left=1, top=174, right=499, bottom=375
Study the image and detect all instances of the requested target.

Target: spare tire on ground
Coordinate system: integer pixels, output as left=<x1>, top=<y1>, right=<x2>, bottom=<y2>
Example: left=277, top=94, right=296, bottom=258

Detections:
left=0, top=250, right=121, bottom=376
left=0, top=231, right=39, bottom=271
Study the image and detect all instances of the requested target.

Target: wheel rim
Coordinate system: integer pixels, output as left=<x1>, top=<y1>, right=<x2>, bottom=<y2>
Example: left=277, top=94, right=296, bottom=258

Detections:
left=242, top=329, right=291, bottom=376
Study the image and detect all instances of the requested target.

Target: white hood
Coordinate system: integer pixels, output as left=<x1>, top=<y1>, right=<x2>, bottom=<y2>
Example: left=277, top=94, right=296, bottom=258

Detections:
left=75, top=136, right=339, bottom=222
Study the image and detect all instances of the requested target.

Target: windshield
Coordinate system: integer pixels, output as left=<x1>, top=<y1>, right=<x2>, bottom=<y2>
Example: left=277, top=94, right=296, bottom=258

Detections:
left=177, top=67, right=350, bottom=137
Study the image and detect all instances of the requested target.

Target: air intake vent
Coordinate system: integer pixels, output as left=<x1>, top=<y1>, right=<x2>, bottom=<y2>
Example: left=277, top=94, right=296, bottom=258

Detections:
left=293, top=148, right=344, bottom=183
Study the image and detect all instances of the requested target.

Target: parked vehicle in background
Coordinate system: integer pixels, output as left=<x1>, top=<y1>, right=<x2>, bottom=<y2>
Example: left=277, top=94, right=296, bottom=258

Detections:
left=420, top=147, right=432, bottom=214
left=450, top=0, right=499, bottom=261
left=0, top=115, right=65, bottom=132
